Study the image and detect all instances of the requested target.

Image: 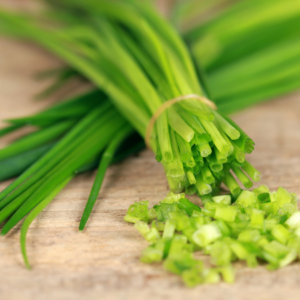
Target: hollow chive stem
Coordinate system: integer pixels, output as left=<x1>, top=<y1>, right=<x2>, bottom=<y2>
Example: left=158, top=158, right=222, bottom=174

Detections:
left=156, top=112, right=173, bottom=162
left=162, top=129, right=186, bottom=193
left=20, top=176, right=72, bottom=269
left=9, top=90, right=105, bottom=126
left=186, top=156, right=196, bottom=168
left=224, top=172, right=242, bottom=197
left=201, top=164, right=215, bottom=185
left=194, top=154, right=204, bottom=166
left=232, top=141, right=245, bottom=163
left=206, top=152, right=223, bottom=173
left=215, top=147, right=228, bottom=163
left=79, top=125, right=133, bottom=231
left=177, top=101, right=214, bottom=121
left=231, top=165, right=253, bottom=189
left=197, top=143, right=212, bottom=157
left=0, top=124, right=23, bottom=137
left=155, top=137, right=162, bottom=162
left=0, top=120, right=75, bottom=162
left=212, top=110, right=240, bottom=140
left=0, top=142, right=55, bottom=182
left=175, top=132, right=192, bottom=163
left=0, top=178, right=46, bottom=220
left=242, top=160, right=262, bottom=182
left=222, top=114, right=255, bottom=154
left=185, top=184, right=197, bottom=195
left=0, top=104, right=111, bottom=203
left=179, top=108, right=211, bottom=136
left=195, top=173, right=212, bottom=195
left=1, top=117, right=127, bottom=235
left=186, top=171, right=196, bottom=185
left=200, top=119, right=230, bottom=155
left=167, top=107, right=195, bottom=142
left=0, top=110, right=121, bottom=211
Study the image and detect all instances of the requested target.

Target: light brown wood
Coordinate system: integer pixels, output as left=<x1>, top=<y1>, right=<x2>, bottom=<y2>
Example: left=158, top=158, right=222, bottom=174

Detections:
left=1, top=34, right=300, bottom=300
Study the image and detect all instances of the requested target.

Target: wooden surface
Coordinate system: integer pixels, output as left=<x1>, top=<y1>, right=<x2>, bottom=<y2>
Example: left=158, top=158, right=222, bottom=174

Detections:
left=1, top=35, right=300, bottom=300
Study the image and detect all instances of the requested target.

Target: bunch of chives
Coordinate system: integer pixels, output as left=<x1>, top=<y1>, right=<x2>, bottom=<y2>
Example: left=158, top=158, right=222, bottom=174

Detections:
left=176, top=0, right=300, bottom=114
left=0, top=0, right=260, bottom=194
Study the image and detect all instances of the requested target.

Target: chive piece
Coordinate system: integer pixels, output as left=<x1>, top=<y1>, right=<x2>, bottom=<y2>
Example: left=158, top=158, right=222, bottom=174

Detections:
left=201, top=194, right=213, bottom=205
left=212, top=195, right=231, bottom=205
left=79, top=125, right=132, bottom=231
left=178, top=198, right=201, bottom=216
left=215, top=206, right=238, bottom=222
left=20, top=176, right=72, bottom=269
left=185, top=184, right=197, bottom=195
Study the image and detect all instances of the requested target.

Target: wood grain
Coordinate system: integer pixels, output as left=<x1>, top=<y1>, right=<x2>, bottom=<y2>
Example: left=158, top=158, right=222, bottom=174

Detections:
left=1, top=34, right=300, bottom=300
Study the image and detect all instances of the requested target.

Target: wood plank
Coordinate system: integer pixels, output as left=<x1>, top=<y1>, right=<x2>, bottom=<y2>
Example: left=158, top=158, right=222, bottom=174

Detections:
left=1, top=34, right=300, bottom=300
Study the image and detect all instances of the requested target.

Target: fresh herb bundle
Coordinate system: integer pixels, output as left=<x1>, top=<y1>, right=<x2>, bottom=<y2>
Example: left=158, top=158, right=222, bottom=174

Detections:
left=125, top=186, right=300, bottom=286
left=174, top=0, right=300, bottom=113
left=0, top=0, right=259, bottom=193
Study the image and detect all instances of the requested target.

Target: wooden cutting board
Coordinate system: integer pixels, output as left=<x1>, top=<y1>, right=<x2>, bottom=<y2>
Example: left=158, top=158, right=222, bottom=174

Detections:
left=1, top=34, right=300, bottom=300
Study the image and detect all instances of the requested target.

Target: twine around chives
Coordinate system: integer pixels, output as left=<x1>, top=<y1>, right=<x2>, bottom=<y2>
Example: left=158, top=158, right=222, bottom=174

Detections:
left=145, top=94, right=217, bottom=149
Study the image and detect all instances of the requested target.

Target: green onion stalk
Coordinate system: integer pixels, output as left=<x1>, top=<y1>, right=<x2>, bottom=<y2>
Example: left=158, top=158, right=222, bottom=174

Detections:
left=174, top=0, right=300, bottom=114
left=0, top=0, right=261, bottom=197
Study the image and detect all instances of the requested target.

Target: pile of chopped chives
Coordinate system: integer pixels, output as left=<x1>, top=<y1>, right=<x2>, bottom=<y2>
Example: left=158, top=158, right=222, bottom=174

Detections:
left=125, top=185, right=300, bottom=286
